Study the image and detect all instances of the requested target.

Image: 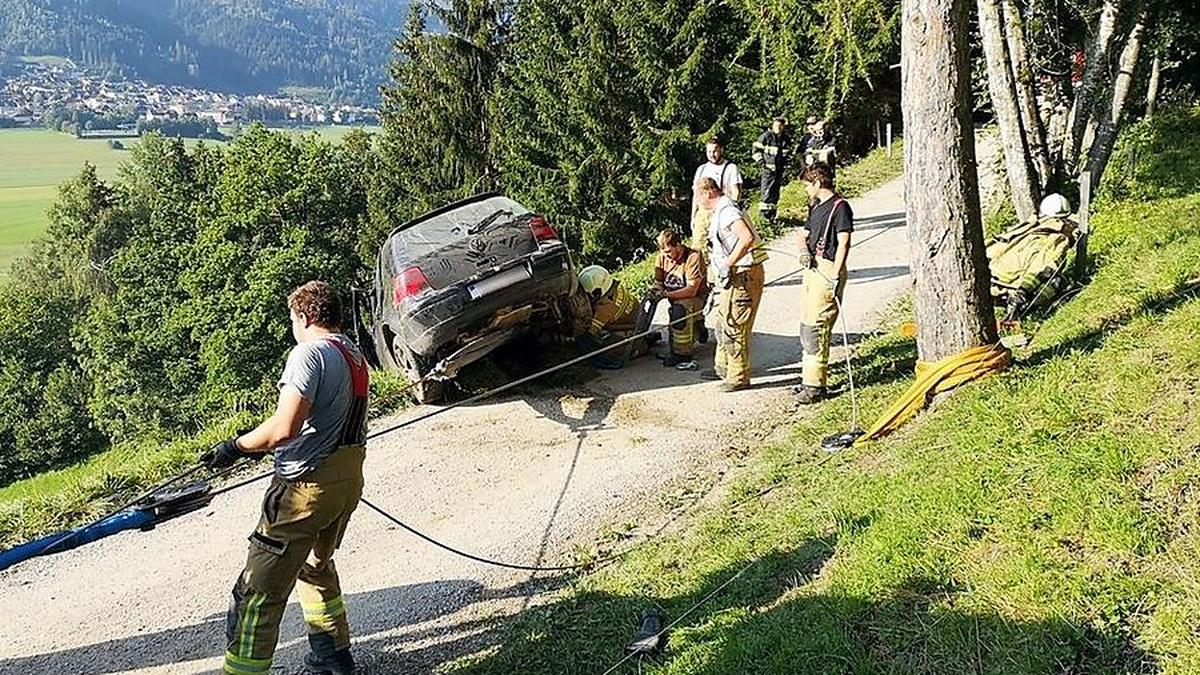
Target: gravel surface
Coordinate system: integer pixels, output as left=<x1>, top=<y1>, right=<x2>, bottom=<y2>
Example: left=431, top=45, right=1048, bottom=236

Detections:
left=0, top=157, right=998, bottom=674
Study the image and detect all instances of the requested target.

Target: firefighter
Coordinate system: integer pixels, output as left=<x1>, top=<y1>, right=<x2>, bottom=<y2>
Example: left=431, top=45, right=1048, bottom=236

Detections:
left=202, top=281, right=368, bottom=675
left=752, top=117, right=793, bottom=226
left=987, top=192, right=1079, bottom=320
left=652, top=229, right=709, bottom=368
left=800, top=118, right=836, bottom=175
left=691, top=138, right=744, bottom=264
left=577, top=265, right=655, bottom=369
left=795, top=162, right=852, bottom=405
left=696, top=177, right=767, bottom=391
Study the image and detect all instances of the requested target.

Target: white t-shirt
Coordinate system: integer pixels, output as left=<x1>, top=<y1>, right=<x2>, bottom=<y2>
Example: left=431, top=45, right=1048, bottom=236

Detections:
left=693, top=161, right=743, bottom=197
left=709, top=196, right=762, bottom=270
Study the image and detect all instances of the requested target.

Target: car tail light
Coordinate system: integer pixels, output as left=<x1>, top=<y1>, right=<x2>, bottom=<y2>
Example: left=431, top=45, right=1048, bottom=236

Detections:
left=392, top=266, right=429, bottom=305
left=529, top=215, right=558, bottom=242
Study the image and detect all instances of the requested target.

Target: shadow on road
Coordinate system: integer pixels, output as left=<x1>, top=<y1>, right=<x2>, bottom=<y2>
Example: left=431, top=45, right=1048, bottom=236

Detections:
left=1, top=578, right=557, bottom=675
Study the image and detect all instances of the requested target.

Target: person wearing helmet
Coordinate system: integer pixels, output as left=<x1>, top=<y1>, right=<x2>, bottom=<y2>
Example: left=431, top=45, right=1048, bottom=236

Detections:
left=985, top=192, right=1079, bottom=321
left=577, top=265, right=654, bottom=369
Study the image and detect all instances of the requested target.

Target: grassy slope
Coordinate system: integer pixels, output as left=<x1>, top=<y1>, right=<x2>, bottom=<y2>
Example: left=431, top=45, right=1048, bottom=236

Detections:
left=447, top=114, right=1200, bottom=674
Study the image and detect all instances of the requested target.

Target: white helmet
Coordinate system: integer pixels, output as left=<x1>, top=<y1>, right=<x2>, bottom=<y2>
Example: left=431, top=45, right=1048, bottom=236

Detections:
left=578, top=265, right=613, bottom=297
left=1039, top=193, right=1071, bottom=219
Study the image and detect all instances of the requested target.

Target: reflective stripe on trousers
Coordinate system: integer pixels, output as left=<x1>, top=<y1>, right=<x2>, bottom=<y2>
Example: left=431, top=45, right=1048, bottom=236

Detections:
left=224, top=446, right=365, bottom=674
left=799, top=258, right=846, bottom=388
left=714, top=265, right=764, bottom=385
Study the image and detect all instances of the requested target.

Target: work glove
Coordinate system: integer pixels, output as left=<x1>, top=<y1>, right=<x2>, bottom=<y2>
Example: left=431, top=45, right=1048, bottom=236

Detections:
left=200, top=435, right=258, bottom=470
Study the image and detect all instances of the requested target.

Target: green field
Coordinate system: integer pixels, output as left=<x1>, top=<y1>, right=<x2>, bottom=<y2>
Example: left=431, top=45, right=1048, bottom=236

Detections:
left=0, top=125, right=377, bottom=278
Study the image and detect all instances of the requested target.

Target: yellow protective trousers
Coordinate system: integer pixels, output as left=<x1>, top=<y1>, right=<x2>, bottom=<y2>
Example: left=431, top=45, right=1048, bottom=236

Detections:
left=715, top=264, right=764, bottom=385
left=667, top=295, right=707, bottom=357
left=799, top=258, right=847, bottom=388
left=223, top=446, right=365, bottom=675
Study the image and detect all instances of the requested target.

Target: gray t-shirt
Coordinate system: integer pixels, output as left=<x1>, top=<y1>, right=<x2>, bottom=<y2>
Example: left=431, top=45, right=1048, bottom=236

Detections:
left=274, top=334, right=366, bottom=480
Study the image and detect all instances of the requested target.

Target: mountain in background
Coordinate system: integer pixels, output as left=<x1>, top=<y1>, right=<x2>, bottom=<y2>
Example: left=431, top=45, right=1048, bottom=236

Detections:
left=0, top=0, right=410, bottom=102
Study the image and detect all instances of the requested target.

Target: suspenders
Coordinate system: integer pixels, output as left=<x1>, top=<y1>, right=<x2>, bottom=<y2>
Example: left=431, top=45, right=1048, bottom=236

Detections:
left=326, top=337, right=369, bottom=447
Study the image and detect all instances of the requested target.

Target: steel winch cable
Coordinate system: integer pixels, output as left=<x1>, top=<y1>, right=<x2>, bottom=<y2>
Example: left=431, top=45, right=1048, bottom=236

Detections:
left=27, top=258, right=807, bottom=573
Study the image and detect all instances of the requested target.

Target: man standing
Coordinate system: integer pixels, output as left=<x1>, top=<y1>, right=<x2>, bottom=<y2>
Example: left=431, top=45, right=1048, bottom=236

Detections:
left=652, top=229, right=709, bottom=368
left=752, top=117, right=792, bottom=226
left=691, top=138, right=744, bottom=257
left=203, top=281, right=368, bottom=675
left=795, top=162, right=852, bottom=404
left=696, top=177, right=766, bottom=392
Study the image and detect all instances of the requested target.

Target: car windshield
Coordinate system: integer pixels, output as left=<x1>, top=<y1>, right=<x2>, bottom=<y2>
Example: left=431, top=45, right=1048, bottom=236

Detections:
left=390, top=196, right=531, bottom=266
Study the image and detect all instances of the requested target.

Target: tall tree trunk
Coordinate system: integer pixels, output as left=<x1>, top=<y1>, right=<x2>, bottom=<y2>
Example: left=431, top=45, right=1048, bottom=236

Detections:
left=903, top=0, right=999, bottom=361
left=1067, top=0, right=1124, bottom=172
left=1145, top=52, right=1161, bottom=117
left=978, top=0, right=1040, bottom=221
left=1002, top=0, right=1054, bottom=187
left=1086, top=1, right=1149, bottom=191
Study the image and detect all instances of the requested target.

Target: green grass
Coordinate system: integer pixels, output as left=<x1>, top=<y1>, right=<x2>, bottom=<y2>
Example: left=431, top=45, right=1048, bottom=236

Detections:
left=0, top=126, right=378, bottom=278
left=444, top=118, right=1200, bottom=673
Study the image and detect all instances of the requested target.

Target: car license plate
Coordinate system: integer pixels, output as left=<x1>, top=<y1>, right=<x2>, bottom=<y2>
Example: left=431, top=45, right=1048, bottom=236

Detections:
left=467, top=266, right=531, bottom=300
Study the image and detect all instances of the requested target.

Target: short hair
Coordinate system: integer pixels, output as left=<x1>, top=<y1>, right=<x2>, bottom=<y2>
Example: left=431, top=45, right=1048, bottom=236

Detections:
left=696, top=177, right=722, bottom=196
left=288, top=280, right=343, bottom=328
left=657, top=229, right=682, bottom=249
left=705, top=137, right=723, bottom=148
left=802, top=162, right=835, bottom=190
left=773, top=117, right=787, bottom=126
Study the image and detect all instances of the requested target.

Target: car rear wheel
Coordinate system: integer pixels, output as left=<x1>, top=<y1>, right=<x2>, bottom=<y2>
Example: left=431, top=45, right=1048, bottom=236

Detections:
left=403, top=349, right=446, bottom=404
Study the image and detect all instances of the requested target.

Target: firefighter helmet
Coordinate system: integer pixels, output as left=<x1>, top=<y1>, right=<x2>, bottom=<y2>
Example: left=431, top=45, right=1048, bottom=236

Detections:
left=578, top=265, right=613, bottom=297
left=1039, top=193, right=1071, bottom=219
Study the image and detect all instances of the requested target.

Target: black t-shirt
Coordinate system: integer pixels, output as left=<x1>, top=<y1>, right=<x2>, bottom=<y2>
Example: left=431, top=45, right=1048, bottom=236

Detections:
left=806, top=195, right=854, bottom=262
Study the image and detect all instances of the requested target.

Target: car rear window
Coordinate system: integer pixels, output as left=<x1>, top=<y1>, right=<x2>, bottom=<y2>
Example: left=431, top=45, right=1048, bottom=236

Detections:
left=390, top=196, right=531, bottom=268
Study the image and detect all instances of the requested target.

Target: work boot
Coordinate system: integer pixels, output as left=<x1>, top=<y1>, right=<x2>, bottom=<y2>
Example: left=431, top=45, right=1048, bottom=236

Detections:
left=793, top=385, right=825, bottom=405
left=662, top=353, right=690, bottom=368
left=721, top=381, right=750, bottom=393
left=304, top=648, right=357, bottom=675
left=700, top=368, right=723, bottom=381
left=696, top=327, right=709, bottom=344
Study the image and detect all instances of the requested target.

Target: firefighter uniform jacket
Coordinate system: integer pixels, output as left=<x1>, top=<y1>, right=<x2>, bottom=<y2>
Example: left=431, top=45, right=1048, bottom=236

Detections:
left=590, top=282, right=638, bottom=336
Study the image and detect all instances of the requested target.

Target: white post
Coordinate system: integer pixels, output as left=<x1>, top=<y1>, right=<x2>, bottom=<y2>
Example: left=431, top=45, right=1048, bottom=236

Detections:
left=1076, top=172, right=1091, bottom=273
left=886, top=122, right=893, bottom=156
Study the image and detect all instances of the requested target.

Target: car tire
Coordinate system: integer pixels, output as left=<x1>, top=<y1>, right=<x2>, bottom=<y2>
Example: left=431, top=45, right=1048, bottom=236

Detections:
left=403, top=349, right=446, bottom=404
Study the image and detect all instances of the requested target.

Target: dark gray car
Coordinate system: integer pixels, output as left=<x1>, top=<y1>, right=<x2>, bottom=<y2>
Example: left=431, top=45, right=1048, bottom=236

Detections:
left=369, top=193, right=585, bottom=402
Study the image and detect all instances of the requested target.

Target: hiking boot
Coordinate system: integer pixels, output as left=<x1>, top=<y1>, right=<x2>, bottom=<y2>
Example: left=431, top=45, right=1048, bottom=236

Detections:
left=793, top=385, right=826, bottom=405
left=721, top=381, right=750, bottom=393
left=304, top=648, right=357, bottom=675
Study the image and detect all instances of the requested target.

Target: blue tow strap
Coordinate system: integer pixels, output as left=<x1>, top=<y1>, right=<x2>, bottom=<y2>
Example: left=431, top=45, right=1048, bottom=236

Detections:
left=0, top=509, right=155, bottom=571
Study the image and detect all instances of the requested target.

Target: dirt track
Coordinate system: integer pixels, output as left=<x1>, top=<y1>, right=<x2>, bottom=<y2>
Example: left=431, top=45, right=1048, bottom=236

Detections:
left=0, top=148, right=997, bottom=674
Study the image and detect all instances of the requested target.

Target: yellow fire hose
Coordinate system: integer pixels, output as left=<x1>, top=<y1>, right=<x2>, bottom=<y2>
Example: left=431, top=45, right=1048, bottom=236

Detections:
left=855, top=343, right=1012, bottom=445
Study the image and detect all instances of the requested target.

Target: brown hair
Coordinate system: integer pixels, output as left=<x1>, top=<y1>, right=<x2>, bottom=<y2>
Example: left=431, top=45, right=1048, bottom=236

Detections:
left=288, top=280, right=343, bottom=328
left=657, top=228, right=682, bottom=249
left=802, top=161, right=836, bottom=190
left=696, top=176, right=722, bottom=197
left=705, top=137, right=723, bottom=148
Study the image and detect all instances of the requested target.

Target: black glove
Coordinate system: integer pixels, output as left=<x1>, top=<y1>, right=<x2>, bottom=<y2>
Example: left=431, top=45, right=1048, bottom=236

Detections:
left=200, top=436, right=256, bottom=470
